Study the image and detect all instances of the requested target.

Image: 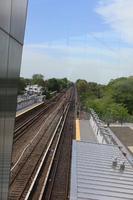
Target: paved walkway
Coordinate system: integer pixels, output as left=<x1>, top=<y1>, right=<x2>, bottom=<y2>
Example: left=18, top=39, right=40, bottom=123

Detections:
left=110, top=123, right=133, bottom=131
left=79, top=120, right=97, bottom=142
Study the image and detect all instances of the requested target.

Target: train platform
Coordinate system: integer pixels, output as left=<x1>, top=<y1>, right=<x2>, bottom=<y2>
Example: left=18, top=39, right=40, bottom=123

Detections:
left=16, top=102, right=43, bottom=117
left=70, top=140, right=133, bottom=200
left=79, top=120, right=97, bottom=142
left=76, top=111, right=97, bottom=142
left=72, top=109, right=133, bottom=200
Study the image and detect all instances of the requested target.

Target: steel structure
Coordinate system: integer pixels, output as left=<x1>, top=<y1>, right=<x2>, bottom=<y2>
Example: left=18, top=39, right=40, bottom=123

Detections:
left=70, top=140, right=133, bottom=200
left=0, top=1, right=28, bottom=199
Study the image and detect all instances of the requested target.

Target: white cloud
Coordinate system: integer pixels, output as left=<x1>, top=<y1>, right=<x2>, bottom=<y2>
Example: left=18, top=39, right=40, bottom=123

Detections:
left=25, top=43, right=117, bottom=58
left=21, top=43, right=133, bottom=84
left=21, top=0, right=133, bottom=83
left=96, top=0, right=133, bottom=44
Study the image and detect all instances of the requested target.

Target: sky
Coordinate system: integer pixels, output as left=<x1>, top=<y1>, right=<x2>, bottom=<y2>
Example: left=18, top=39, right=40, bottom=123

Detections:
left=21, top=0, right=133, bottom=84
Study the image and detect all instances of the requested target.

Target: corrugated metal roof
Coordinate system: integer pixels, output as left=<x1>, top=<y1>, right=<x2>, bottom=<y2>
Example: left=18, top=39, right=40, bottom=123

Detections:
left=70, top=140, right=133, bottom=200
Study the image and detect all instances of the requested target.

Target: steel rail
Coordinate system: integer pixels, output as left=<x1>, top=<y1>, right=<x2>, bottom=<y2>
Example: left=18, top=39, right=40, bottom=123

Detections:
left=13, top=92, right=65, bottom=142
left=11, top=101, right=65, bottom=172
left=38, top=104, right=70, bottom=200
left=15, top=92, right=64, bottom=129
left=8, top=88, right=72, bottom=199
left=24, top=103, right=70, bottom=200
left=41, top=90, right=74, bottom=200
left=14, top=104, right=51, bottom=142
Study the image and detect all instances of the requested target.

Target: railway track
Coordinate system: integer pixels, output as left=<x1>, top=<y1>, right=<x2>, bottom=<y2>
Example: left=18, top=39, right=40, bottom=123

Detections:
left=43, top=89, right=75, bottom=200
left=14, top=102, right=55, bottom=142
left=24, top=103, right=71, bottom=200
left=24, top=88, right=75, bottom=200
left=14, top=93, right=65, bottom=142
left=15, top=92, right=63, bottom=125
left=8, top=87, right=74, bottom=200
left=11, top=91, right=69, bottom=170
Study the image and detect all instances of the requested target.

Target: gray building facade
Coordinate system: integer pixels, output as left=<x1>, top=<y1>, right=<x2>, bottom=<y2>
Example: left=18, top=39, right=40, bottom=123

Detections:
left=0, top=1, right=28, bottom=199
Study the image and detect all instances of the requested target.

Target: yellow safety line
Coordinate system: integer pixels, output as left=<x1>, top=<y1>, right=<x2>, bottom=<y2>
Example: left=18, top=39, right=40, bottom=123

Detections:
left=16, top=102, right=43, bottom=117
left=76, top=118, right=80, bottom=141
left=128, top=146, right=133, bottom=153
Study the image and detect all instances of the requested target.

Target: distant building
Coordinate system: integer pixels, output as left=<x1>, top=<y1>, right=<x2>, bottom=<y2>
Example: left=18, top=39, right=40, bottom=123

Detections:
left=25, top=84, right=43, bottom=95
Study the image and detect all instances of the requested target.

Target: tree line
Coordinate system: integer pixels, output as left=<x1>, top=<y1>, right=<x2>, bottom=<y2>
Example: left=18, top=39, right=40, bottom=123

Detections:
left=18, top=74, right=71, bottom=97
left=76, top=76, right=133, bottom=124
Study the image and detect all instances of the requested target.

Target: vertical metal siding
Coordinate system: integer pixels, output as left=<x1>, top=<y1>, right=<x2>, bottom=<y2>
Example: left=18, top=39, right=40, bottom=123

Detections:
left=70, top=141, right=133, bottom=200
left=0, top=1, right=28, bottom=199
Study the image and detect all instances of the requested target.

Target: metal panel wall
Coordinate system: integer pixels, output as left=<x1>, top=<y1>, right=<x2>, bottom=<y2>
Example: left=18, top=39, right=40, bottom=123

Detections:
left=0, top=1, right=28, bottom=199
left=70, top=141, right=133, bottom=200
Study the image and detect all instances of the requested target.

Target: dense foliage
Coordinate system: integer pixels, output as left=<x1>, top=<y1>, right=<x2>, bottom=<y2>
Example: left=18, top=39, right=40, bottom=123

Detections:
left=76, top=77, right=133, bottom=123
left=18, top=77, right=27, bottom=95
left=46, top=78, right=69, bottom=92
left=32, top=74, right=45, bottom=87
left=18, top=74, right=70, bottom=95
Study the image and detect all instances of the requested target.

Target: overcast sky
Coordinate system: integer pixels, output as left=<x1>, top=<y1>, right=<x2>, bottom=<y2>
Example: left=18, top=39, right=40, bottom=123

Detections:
left=21, top=0, right=133, bottom=84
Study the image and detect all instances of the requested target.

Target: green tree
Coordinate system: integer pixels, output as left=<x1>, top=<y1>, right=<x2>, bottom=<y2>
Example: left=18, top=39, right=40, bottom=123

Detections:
left=76, top=79, right=88, bottom=95
left=104, top=103, right=129, bottom=125
left=112, top=78, right=133, bottom=114
left=25, top=78, right=32, bottom=85
left=46, top=78, right=69, bottom=92
left=76, top=79, right=104, bottom=107
left=32, top=74, right=45, bottom=87
left=47, top=78, right=60, bottom=92
left=57, top=78, right=69, bottom=91
left=18, top=77, right=26, bottom=95
left=76, top=77, right=132, bottom=123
